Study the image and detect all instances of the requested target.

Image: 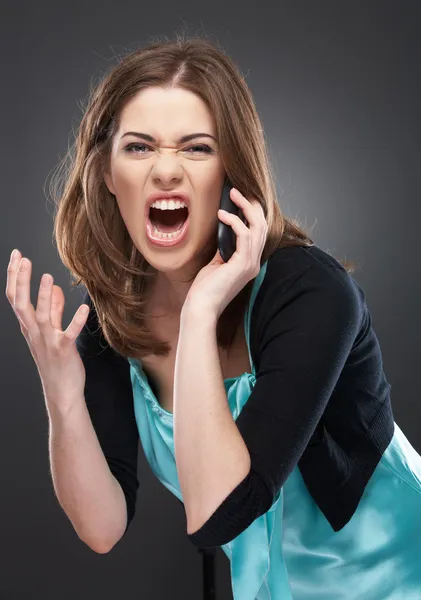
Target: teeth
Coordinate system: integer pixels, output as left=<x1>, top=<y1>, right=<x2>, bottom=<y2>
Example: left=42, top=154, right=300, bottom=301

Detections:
left=150, top=199, right=187, bottom=210
left=152, top=226, right=184, bottom=239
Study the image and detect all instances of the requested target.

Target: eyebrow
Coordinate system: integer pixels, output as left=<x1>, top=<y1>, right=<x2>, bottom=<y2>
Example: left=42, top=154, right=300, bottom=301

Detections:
left=120, top=132, right=217, bottom=143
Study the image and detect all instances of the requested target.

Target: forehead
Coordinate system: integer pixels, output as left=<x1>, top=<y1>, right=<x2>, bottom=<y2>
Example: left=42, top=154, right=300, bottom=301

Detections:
left=117, top=87, right=215, bottom=137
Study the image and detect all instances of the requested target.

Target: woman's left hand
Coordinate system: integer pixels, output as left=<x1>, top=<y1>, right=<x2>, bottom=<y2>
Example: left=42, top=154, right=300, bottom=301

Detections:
left=182, top=187, right=268, bottom=321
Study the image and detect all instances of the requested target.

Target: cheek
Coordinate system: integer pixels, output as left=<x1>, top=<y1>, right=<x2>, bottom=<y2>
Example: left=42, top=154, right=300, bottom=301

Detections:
left=191, top=204, right=219, bottom=242
left=190, top=184, right=224, bottom=234
left=198, top=174, right=224, bottom=205
left=115, top=202, right=137, bottom=238
left=112, top=179, right=143, bottom=228
left=112, top=163, right=143, bottom=192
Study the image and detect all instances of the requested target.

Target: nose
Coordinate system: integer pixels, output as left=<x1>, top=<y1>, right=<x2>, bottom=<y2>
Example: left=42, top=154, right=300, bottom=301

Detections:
left=151, top=148, right=184, bottom=186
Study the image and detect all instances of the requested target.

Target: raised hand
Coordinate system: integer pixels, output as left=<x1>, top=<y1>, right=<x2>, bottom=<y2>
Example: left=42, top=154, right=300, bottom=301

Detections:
left=5, top=249, right=91, bottom=412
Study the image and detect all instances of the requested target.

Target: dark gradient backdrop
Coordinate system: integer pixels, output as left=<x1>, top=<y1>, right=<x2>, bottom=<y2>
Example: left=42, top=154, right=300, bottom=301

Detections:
left=1, top=2, right=420, bottom=598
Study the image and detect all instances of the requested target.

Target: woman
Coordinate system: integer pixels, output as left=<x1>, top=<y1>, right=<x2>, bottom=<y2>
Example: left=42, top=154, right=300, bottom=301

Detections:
left=6, top=34, right=421, bottom=599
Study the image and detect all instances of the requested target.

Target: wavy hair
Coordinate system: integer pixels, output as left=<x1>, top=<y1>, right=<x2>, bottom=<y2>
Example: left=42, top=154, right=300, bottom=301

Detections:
left=50, top=33, right=355, bottom=360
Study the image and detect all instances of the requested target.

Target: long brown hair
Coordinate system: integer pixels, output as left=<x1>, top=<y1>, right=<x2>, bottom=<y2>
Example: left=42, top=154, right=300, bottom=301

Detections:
left=50, top=33, right=355, bottom=360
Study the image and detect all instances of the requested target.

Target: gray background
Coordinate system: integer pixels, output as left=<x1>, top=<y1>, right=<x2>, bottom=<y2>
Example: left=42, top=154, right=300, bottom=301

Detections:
left=1, top=1, right=420, bottom=598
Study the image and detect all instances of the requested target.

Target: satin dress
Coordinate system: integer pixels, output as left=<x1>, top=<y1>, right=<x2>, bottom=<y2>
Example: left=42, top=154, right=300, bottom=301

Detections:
left=127, top=261, right=421, bottom=600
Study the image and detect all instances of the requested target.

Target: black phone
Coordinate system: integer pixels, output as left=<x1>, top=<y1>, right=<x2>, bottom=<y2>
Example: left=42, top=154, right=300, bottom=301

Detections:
left=217, top=177, right=248, bottom=262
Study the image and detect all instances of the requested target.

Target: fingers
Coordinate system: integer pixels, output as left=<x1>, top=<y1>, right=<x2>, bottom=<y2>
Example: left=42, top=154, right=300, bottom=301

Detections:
left=229, top=188, right=266, bottom=227
left=36, top=272, right=54, bottom=337
left=218, top=189, right=268, bottom=271
left=63, top=302, right=90, bottom=342
left=218, top=209, right=252, bottom=261
left=6, top=251, right=59, bottom=343
left=6, top=250, right=90, bottom=351
left=230, top=189, right=268, bottom=255
left=50, top=285, right=65, bottom=331
left=9, top=255, right=42, bottom=343
left=6, top=250, right=28, bottom=335
left=5, top=249, right=21, bottom=306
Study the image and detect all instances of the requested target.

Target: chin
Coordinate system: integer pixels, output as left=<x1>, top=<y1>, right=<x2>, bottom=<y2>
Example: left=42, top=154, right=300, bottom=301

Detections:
left=145, top=236, right=216, bottom=276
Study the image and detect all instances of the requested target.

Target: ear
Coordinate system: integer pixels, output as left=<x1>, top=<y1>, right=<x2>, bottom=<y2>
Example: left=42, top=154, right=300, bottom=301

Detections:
left=103, top=170, right=116, bottom=195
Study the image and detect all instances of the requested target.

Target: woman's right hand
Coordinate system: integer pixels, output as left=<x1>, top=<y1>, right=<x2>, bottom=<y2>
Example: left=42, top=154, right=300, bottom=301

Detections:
left=5, top=249, right=91, bottom=410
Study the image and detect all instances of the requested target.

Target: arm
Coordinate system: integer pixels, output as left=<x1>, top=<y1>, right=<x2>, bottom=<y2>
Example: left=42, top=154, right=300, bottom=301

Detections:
left=49, top=395, right=128, bottom=553
left=50, top=289, right=139, bottom=553
left=178, top=264, right=363, bottom=548
left=174, top=311, right=251, bottom=535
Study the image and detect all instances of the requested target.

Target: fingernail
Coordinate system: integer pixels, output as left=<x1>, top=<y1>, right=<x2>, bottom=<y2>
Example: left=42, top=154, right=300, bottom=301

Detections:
left=41, top=273, right=52, bottom=287
left=19, top=258, right=29, bottom=271
left=10, top=249, right=19, bottom=262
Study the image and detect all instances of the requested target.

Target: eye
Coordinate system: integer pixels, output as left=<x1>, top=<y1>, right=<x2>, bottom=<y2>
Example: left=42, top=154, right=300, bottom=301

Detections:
left=124, top=143, right=150, bottom=154
left=184, top=144, right=214, bottom=154
left=123, top=143, right=214, bottom=155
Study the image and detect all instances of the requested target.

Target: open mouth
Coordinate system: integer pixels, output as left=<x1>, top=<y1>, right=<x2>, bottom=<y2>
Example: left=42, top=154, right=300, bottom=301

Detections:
left=149, top=206, right=189, bottom=233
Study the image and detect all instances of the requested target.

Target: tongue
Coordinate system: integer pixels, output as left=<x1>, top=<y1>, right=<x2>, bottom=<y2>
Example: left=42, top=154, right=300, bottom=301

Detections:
left=149, top=207, right=188, bottom=233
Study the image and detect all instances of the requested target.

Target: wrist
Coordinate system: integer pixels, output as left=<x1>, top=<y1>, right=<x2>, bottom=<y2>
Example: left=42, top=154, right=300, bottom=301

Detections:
left=180, top=302, right=218, bottom=329
left=45, top=389, right=87, bottom=422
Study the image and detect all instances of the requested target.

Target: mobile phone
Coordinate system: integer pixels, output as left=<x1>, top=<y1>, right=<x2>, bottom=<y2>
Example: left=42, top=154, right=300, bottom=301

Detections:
left=217, top=177, right=248, bottom=262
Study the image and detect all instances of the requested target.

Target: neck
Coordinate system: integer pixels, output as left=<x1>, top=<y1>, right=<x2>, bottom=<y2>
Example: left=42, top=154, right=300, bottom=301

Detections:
left=148, top=242, right=216, bottom=314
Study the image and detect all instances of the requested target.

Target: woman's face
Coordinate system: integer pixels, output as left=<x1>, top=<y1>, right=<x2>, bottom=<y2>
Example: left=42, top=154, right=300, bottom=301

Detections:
left=103, top=86, right=226, bottom=279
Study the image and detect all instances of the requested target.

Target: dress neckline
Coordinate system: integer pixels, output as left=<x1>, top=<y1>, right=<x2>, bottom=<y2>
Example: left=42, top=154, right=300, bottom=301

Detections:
left=129, top=261, right=267, bottom=418
left=139, top=369, right=255, bottom=418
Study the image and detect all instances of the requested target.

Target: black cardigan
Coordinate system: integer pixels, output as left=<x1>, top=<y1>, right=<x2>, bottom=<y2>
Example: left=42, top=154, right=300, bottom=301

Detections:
left=76, top=244, right=395, bottom=548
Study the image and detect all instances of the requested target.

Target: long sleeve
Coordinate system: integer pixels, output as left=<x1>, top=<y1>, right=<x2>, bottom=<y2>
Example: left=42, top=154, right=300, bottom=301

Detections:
left=187, top=260, right=364, bottom=548
left=75, top=289, right=140, bottom=535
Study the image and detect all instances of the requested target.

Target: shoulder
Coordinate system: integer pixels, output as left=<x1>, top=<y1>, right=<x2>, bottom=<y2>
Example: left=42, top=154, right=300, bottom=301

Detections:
left=251, top=244, right=366, bottom=341
left=247, top=244, right=367, bottom=373
left=257, top=244, right=365, bottom=310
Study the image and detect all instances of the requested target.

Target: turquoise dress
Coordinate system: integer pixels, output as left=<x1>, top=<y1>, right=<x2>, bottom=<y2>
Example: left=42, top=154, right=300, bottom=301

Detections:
left=127, top=260, right=421, bottom=600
